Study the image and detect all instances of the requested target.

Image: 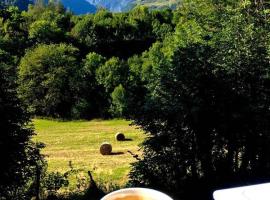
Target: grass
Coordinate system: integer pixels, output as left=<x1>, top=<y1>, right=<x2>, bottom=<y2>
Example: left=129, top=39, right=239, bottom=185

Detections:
left=33, top=118, right=145, bottom=189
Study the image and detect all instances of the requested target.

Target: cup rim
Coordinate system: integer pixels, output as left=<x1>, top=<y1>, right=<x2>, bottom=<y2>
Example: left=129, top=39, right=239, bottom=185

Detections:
left=100, top=187, right=173, bottom=200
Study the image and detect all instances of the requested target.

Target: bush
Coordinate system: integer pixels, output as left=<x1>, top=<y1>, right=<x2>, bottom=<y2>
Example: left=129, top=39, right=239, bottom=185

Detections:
left=43, top=172, right=69, bottom=196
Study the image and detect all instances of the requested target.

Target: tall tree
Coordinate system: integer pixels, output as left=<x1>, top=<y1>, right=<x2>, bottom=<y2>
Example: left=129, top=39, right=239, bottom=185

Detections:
left=129, top=1, right=270, bottom=199
left=18, top=43, right=80, bottom=118
left=0, top=60, right=40, bottom=199
left=73, top=52, right=108, bottom=119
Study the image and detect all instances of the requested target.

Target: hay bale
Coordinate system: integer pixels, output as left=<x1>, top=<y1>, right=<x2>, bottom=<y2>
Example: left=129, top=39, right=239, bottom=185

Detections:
left=115, top=132, right=125, bottom=141
left=100, top=142, right=112, bottom=155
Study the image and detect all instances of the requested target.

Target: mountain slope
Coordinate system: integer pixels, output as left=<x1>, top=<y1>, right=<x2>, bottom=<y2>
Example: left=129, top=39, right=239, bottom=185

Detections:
left=87, top=0, right=181, bottom=12
left=86, top=0, right=134, bottom=12
left=5, top=0, right=181, bottom=14
left=135, top=0, right=180, bottom=9
left=12, top=0, right=33, bottom=10
left=61, top=0, right=96, bottom=14
left=2, top=0, right=97, bottom=14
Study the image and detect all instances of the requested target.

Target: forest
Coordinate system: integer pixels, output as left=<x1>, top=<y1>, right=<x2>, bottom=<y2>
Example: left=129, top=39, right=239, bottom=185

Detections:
left=1, top=0, right=270, bottom=199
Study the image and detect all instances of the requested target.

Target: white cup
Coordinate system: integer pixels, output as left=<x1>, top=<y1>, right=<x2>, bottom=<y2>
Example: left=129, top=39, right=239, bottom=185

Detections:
left=101, top=188, right=173, bottom=200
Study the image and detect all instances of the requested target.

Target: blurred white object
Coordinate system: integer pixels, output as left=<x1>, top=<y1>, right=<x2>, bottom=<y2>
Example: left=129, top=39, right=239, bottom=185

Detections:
left=213, top=183, right=270, bottom=200
left=101, top=188, right=173, bottom=200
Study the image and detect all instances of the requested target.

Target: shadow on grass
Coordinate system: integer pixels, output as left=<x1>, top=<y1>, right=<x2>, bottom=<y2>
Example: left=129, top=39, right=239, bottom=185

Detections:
left=123, top=138, right=133, bottom=141
left=110, top=152, right=124, bottom=155
left=118, top=138, right=133, bottom=141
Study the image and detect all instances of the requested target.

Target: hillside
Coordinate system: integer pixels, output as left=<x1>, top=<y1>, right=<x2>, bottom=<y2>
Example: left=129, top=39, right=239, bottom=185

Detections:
left=4, top=0, right=181, bottom=14
left=62, top=0, right=97, bottom=14
left=86, top=0, right=134, bottom=12
left=135, top=0, right=180, bottom=9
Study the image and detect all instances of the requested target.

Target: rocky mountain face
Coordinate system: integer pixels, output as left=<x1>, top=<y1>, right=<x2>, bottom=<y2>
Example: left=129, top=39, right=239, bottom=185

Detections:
left=61, top=0, right=96, bottom=14
left=3, top=0, right=180, bottom=14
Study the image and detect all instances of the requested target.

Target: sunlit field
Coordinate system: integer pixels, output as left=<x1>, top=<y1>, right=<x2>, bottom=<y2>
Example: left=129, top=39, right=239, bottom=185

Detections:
left=33, top=119, right=144, bottom=188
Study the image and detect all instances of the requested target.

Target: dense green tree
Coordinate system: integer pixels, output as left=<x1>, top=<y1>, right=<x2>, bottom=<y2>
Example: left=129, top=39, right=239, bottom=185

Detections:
left=18, top=43, right=80, bottom=118
left=151, top=9, right=174, bottom=40
left=73, top=52, right=108, bottom=119
left=71, top=8, right=163, bottom=58
left=1, top=1, right=270, bottom=198
left=25, top=1, right=72, bottom=37
left=0, top=6, right=28, bottom=56
left=128, top=6, right=156, bottom=40
left=122, top=55, right=148, bottom=118
left=95, top=57, right=133, bottom=117
left=110, top=84, right=127, bottom=117
left=0, top=60, right=41, bottom=199
left=29, top=19, right=62, bottom=43
left=70, top=15, right=96, bottom=48
left=129, top=1, right=270, bottom=200
left=96, top=57, right=129, bottom=93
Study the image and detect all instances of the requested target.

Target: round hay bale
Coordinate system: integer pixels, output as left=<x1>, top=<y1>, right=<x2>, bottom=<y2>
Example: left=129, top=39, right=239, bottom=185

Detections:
left=115, top=132, right=125, bottom=141
left=100, top=142, right=112, bottom=155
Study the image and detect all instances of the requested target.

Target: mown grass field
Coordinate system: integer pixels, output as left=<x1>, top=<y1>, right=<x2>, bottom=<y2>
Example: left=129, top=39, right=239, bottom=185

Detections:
left=33, top=119, right=144, bottom=189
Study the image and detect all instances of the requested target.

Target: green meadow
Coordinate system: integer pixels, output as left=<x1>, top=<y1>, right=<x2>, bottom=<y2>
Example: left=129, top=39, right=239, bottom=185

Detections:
left=33, top=119, right=144, bottom=188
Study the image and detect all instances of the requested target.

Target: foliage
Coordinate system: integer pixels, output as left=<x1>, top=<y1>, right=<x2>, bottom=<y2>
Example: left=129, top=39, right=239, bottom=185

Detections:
left=29, top=20, right=62, bottom=43
left=0, top=6, right=28, bottom=56
left=129, top=1, right=270, bottom=200
left=18, top=43, right=79, bottom=118
left=71, top=7, right=173, bottom=58
left=2, top=1, right=270, bottom=199
left=96, top=57, right=129, bottom=93
left=110, top=84, right=127, bottom=117
left=43, top=172, right=69, bottom=195
left=73, top=52, right=107, bottom=119
left=0, top=60, right=43, bottom=199
left=1, top=3, right=175, bottom=119
left=70, top=15, right=95, bottom=48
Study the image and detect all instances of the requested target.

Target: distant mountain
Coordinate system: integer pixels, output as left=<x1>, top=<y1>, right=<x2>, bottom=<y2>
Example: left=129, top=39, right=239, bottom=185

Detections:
left=3, top=0, right=181, bottom=14
left=135, top=0, right=180, bottom=9
left=84, top=0, right=180, bottom=12
left=13, top=0, right=32, bottom=10
left=86, top=0, right=134, bottom=12
left=1, top=0, right=97, bottom=14
left=61, top=0, right=96, bottom=14
left=2, top=0, right=34, bottom=10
